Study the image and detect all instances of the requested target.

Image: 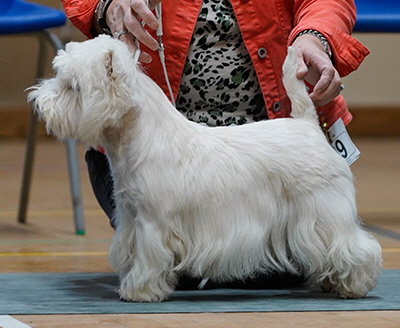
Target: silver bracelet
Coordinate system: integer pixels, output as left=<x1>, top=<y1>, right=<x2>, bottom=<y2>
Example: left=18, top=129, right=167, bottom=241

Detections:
left=296, top=29, right=332, bottom=58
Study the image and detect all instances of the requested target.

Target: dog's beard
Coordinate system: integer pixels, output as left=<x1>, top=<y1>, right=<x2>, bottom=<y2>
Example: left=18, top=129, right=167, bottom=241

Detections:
left=29, top=79, right=83, bottom=141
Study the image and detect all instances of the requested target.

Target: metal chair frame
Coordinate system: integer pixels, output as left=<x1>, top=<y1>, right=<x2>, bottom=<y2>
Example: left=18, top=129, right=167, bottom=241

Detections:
left=18, top=30, right=85, bottom=235
left=1, top=1, right=85, bottom=234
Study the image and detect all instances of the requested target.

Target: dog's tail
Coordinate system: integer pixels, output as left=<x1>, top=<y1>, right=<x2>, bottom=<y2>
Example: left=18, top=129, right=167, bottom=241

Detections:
left=282, top=47, right=318, bottom=122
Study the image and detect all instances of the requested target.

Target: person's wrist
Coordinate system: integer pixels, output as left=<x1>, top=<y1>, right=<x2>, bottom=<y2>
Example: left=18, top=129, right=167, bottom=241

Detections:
left=295, top=29, right=332, bottom=58
left=94, top=0, right=114, bottom=35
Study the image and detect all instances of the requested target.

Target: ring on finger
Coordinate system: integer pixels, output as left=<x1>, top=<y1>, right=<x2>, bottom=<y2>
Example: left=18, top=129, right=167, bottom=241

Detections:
left=114, top=30, right=131, bottom=40
left=339, top=83, right=345, bottom=92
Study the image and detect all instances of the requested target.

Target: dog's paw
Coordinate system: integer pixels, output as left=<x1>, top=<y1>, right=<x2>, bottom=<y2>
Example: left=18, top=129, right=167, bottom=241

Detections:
left=337, top=288, right=367, bottom=299
left=320, top=279, right=367, bottom=299
left=118, top=288, right=171, bottom=303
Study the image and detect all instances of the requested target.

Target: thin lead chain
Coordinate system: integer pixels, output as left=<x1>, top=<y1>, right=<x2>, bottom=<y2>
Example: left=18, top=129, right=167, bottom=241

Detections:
left=137, top=2, right=175, bottom=106
left=154, top=3, right=176, bottom=107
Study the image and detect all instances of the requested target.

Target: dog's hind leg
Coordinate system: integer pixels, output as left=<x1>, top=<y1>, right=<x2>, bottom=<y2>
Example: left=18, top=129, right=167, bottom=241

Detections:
left=320, top=221, right=382, bottom=299
left=110, top=214, right=177, bottom=302
left=317, top=188, right=382, bottom=299
left=289, top=187, right=382, bottom=299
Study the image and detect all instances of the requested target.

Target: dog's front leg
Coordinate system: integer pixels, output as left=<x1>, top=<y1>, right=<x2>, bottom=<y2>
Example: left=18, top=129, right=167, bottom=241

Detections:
left=110, top=213, right=177, bottom=302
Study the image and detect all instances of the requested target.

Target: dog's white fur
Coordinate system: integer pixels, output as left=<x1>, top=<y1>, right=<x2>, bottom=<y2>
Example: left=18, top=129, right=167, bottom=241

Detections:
left=29, top=35, right=382, bottom=302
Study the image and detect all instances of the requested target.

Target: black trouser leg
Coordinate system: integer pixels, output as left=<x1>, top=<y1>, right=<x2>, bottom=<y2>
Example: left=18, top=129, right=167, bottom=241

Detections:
left=85, top=148, right=116, bottom=228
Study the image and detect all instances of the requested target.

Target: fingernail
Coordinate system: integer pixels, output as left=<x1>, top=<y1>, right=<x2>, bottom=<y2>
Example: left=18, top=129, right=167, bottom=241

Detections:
left=150, top=23, right=158, bottom=30
left=149, top=21, right=159, bottom=30
left=141, top=54, right=152, bottom=64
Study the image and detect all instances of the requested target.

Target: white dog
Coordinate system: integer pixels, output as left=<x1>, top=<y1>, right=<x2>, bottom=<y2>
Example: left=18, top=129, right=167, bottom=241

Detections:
left=29, top=35, right=382, bottom=302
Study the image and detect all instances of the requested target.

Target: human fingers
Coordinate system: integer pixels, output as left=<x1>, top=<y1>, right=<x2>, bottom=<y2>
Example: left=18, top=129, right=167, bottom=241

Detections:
left=117, top=32, right=153, bottom=63
left=147, top=0, right=163, bottom=11
left=309, top=47, right=341, bottom=106
left=130, top=0, right=159, bottom=29
left=110, top=23, right=153, bottom=63
left=292, top=35, right=342, bottom=106
left=295, top=50, right=309, bottom=80
left=124, top=0, right=159, bottom=50
left=309, top=61, right=342, bottom=106
left=106, top=0, right=158, bottom=52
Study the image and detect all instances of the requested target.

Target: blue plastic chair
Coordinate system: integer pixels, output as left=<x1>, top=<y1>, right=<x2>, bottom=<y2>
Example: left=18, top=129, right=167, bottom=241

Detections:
left=354, top=0, right=400, bottom=32
left=0, top=0, right=85, bottom=234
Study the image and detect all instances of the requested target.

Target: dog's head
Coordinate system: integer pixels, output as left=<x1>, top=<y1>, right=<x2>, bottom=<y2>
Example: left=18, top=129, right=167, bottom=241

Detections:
left=28, top=35, right=139, bottom=147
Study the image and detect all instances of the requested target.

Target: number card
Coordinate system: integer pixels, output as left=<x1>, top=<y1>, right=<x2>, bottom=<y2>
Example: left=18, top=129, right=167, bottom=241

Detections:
left=328, top=118, right=360, bottom=165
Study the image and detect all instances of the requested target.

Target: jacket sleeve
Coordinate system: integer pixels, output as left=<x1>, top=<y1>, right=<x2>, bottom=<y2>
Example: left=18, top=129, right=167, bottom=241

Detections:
left=288, top=0, right=370, bottom=77
left=61, top=0, right=99, bottom=38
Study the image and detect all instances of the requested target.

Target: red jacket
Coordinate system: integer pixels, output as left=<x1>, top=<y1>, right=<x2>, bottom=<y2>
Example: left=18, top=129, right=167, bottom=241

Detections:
left=61, top=0, right=369, bottom=127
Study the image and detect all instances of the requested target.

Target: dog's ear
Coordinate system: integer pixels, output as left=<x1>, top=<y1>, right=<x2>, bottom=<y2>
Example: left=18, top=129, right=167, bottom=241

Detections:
left=102, top=48, right=130, bottom=84
left=104, top=49, right=116, bottom=80
left=72, top=46, right=134, bottom=146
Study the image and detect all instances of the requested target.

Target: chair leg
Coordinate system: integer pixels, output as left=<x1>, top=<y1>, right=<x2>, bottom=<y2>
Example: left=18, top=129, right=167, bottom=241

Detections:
left=18, top=30, right=85, bottom=234
left=17, top=33, right=48, bottom=224
left=17, top=109, right=39, bottom=224
left=43, top=30, right=85, bottom=235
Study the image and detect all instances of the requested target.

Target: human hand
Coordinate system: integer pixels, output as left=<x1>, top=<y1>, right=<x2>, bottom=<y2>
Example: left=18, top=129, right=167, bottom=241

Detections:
left=291, top=34, right=342, bottom=107
left=106, top=0, right=161, bottom=63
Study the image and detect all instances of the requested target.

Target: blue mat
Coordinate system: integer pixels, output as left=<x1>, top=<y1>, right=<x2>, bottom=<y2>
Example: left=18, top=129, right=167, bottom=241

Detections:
left=1, top=270, right=399, bottom=314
